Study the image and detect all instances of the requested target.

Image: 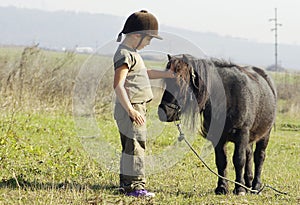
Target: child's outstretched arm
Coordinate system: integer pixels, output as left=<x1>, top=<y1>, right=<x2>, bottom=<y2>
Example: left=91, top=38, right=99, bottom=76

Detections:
left=147, top=69, right=176, bottom=79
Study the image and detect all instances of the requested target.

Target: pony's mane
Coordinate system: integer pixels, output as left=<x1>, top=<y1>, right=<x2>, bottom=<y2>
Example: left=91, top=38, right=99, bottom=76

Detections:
left=190, top=57, right=258, bottom=81
left=209, top=58, right=238, bottom=68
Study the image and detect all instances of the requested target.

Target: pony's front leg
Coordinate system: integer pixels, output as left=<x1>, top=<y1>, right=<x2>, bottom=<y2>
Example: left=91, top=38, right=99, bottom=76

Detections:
left=232, top=129, right=249, bottom=195
left=214, top=141, right=228, bottom=195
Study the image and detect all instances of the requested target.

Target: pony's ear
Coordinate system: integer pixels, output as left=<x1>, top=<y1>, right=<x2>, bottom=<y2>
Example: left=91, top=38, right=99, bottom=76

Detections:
left=182, top=54, right=190, bottom=63
left=167, top=54, right=172, bottom=60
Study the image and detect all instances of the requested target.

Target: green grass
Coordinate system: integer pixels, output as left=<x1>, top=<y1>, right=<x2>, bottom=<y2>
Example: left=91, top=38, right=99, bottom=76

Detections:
left=0, top=46, right=299, bottom=204
left=270, top=71, right=300, bottom=85
left=0, top=109, right=299, bottom=204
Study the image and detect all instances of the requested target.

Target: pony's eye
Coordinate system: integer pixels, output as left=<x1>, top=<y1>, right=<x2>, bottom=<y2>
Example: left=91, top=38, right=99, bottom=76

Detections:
left=175, top=64, right=180, bottom=72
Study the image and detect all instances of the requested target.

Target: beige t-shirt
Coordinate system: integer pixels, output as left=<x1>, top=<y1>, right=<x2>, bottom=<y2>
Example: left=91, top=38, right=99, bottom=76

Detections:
left=113, top=44, right=153, bottom=104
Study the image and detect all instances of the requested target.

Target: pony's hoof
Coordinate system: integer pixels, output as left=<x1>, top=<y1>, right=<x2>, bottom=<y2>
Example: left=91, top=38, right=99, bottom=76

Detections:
left=233, top=187, right=246, bottom=195
left=215, top=186, right=228, bottom=195
left=252, top=182, right=262, bottom=192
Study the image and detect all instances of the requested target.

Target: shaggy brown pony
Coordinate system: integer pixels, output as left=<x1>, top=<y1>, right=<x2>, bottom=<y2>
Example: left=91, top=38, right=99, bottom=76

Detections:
left=158, top=54, right=277, bottom=195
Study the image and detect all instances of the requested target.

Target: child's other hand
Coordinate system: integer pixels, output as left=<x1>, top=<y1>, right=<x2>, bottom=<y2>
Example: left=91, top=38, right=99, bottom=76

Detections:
left=128, top=108, right=145, bottom=126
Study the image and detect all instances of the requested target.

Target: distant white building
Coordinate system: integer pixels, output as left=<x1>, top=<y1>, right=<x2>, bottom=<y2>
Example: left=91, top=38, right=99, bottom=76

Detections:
left=75, top=46, right=94, bottom=54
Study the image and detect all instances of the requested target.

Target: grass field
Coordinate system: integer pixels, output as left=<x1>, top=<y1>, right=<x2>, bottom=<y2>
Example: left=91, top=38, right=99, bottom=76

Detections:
left=0, top=46, right=299, bottom=204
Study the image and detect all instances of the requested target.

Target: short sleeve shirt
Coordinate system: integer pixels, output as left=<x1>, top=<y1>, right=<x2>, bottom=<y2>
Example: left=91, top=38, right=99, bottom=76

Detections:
left=113, top=44, right=153, bottom=104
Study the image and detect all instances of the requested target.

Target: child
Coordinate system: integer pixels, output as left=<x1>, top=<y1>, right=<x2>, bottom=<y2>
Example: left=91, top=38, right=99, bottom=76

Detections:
left=113, top=10, right=174, bottom=197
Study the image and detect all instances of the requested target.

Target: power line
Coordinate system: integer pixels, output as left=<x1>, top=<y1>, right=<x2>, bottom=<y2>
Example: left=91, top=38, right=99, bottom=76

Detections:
left=269, top=8, right=282, bottom=72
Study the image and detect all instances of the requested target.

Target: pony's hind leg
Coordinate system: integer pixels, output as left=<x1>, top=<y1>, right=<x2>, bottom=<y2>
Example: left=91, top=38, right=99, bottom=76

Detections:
left=232, top=129, right=249, bottom=195
left=252, top=131, right=271, bottom=191
left=244, top=143, right=254, bottom=189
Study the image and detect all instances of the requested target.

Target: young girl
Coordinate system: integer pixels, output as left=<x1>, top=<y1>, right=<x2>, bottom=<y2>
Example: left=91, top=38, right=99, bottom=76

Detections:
left=113, top=10, right=174, bottom=197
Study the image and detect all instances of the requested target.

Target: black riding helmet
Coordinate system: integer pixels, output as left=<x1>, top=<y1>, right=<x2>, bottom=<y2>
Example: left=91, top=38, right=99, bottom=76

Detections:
left=117, top=10, right=163, bottom=43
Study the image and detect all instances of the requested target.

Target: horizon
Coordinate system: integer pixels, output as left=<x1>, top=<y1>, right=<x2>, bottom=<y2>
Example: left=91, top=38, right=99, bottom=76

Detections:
left=1, top=5, right=300, bottom=70
left=0, top=0, right=299, bottom=45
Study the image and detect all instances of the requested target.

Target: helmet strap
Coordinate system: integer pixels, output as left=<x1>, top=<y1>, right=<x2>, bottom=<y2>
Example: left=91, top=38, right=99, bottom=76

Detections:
left=135, top=34, right=147, bottom=50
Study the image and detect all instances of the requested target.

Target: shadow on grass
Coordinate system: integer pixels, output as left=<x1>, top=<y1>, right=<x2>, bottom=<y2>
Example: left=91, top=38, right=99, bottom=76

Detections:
left=155, top=187, right=215, bottom=198
left=0, top=174, right=120, bottom=194
left=0, top=175, right=216, bottom=199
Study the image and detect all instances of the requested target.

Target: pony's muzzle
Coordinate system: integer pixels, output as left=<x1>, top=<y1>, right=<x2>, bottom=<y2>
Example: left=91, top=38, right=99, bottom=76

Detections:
left=158, top=102, right=181, bottom=122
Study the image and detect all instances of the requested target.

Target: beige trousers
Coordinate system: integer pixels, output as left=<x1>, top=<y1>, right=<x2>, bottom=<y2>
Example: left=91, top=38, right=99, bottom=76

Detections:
left=114, top=102, right=147, bottom=192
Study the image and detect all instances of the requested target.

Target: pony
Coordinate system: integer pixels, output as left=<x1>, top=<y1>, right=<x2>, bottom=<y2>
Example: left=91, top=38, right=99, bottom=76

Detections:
left=158, top=54, right=277, bottom=195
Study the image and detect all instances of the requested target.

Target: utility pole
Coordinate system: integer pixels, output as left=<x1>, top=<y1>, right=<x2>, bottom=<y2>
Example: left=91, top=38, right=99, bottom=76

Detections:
left=269, top=8, right=282, bottom=71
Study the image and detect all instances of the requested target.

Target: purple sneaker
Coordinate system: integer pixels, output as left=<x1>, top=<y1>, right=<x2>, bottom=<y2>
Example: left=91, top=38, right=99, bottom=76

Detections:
left=126, top=189, right=155, bottom=197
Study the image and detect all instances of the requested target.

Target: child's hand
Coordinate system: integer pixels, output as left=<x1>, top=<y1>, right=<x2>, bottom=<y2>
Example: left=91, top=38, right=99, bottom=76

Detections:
left=128, top=108, right=145, bottom=126
left=166, top=69, right=176, bottom=78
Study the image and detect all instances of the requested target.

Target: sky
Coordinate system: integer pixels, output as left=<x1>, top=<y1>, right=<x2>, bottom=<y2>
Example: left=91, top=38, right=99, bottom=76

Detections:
left=0, top=0, right=299, bottom=45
